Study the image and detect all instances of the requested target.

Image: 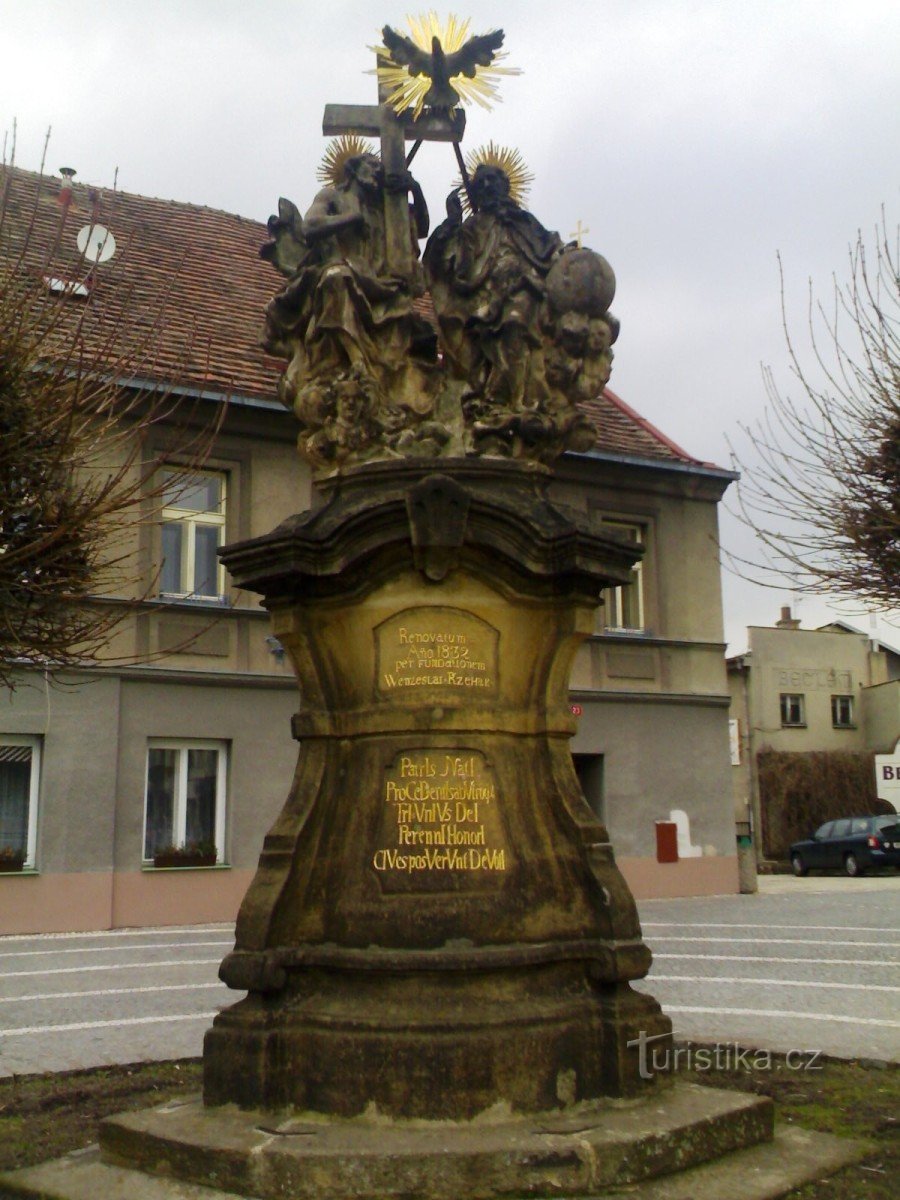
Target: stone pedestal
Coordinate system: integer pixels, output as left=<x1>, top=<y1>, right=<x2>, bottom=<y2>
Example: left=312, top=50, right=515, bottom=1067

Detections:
left=1, top=458, right=871, bottom=1199
left=205, top=459, right=671, bottom=1119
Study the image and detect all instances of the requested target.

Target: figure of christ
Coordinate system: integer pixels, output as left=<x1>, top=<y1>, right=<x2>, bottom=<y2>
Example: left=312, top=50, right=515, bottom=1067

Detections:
left=262, top=154, right=438, bottom=463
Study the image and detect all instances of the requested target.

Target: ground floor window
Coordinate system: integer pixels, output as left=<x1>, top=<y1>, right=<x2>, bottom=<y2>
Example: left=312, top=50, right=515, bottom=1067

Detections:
left=831, top=694, right=855, bottom=728
left=0, top=736, right=40, bottom=870
left=143, top=740, right=227, bottom=864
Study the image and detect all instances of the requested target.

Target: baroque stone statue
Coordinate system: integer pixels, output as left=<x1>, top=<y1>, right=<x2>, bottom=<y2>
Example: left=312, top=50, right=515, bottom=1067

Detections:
left=261, top=153, right=448, bottom=468
left=423, top=162, right=618, bottom=460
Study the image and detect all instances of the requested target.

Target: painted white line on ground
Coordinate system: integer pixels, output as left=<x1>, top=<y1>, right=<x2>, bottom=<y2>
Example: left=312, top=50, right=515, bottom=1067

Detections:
left=663, top=1005, right=900, bottom=1028
left=0, top=941, right=231, bottom=960
left=643, top=922, right=892, bottom=933
left=653, top=953, right=896, bottom=967
left=649, top=935, right=898, bottom=948
left=0, top=926, right=231, bottom=943
left=649, top=975, right=899, bottom=992
left=0, top=1013, right=218, bottom=1038
left=3, top=958, right=222, bottom=980
left=0, top=983, right=227, bottom=1005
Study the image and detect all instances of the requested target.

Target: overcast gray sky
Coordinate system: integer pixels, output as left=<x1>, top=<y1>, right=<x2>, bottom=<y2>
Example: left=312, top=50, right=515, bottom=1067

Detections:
left=3, top=0, right=898, bottom=651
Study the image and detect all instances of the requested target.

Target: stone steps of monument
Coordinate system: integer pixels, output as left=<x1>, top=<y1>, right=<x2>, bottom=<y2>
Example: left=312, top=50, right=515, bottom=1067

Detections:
left=0, top=1082, right=870, bottom=1200
left=0, top=1124, right=868, bottom=1200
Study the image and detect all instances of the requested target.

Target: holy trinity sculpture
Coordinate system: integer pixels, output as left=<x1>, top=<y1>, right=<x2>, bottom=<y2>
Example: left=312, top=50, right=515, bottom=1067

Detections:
left=260, top=24, right=620, bottom=470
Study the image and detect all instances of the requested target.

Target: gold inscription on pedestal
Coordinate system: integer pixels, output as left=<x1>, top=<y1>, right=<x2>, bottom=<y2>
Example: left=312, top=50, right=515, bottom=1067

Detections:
left=372, top=749, right=509, bottom=892
left=374, top=608, right=499, bottom=698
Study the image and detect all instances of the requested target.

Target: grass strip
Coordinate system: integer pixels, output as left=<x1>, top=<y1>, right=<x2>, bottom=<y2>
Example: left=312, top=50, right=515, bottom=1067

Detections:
left=0, top=1053, right=895, bottom=1197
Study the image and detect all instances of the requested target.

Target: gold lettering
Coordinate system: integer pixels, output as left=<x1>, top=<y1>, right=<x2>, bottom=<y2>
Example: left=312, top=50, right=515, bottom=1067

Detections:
left=373, top=749, right=508, bottom=879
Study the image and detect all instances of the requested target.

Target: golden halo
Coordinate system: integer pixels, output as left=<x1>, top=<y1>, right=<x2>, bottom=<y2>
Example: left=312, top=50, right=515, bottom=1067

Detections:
left=317, top=136, right=378, bottom=187
left=455, top=141, right=534, bottom=215
left=374, top=12, right=521, bottom=118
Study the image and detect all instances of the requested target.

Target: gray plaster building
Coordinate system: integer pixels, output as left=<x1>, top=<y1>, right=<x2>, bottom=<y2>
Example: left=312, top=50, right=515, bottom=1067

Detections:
left=0, top=165, right=739, bottom=934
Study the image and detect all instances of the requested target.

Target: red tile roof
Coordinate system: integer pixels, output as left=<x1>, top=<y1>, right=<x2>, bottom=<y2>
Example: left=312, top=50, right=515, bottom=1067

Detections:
left=578, top=389, right=699, bottom=464
left=1, top=165, right=698, bottom=464
left=0, top=165, right=283, bottom=400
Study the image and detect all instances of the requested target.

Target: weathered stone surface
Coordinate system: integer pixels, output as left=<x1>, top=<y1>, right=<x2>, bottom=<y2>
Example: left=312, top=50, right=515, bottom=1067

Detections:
left=206, top=459, right=669, bottom=1119
left=98, top=1083, right=772, bottom=1198
left=0, top=1121, right=870, bottom=1200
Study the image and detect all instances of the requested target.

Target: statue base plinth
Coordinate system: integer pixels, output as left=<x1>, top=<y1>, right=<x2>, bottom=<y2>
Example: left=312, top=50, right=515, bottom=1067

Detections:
left=1, top=1084, right=871, bottom=1200
left=203, top=967, right=671, bottom=1118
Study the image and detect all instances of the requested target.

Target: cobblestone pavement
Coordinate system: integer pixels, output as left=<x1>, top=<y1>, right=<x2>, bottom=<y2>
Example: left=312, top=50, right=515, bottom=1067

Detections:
left=0, top=875, right=897, bottom=1078
left=0, top=925, right=235, bottom=1078
left=637, top=873, right=900, bottom=1064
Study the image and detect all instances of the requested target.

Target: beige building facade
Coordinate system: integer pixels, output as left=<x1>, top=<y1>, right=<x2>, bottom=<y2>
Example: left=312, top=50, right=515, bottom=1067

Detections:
left=727, top=608, right=899, bottom=856
left=0, top=166, right=740, bottom=933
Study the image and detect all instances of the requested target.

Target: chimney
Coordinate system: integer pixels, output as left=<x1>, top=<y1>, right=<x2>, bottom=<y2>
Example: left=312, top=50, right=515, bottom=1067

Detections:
left=57, top=166, right=76, bottom=212
left=776, top=605, right=801, bottom=630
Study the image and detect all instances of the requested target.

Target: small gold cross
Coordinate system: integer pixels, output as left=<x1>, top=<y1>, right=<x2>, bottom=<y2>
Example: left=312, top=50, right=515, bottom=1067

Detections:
left=569, top=219, right=590, bottom=248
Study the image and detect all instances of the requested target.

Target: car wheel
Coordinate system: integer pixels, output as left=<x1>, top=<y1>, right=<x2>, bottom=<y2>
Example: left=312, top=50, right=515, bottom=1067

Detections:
left=791, top=853, right=808, bottom=877
left=844, top=853, right=864, bottom=877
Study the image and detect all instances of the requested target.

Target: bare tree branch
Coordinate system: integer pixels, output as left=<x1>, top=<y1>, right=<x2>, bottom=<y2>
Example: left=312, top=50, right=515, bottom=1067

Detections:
left=727, top=211, right=900, bottom=611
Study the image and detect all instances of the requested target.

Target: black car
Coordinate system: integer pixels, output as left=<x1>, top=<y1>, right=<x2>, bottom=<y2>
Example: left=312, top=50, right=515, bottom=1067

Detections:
left=790, top=814, right=900, bottom=876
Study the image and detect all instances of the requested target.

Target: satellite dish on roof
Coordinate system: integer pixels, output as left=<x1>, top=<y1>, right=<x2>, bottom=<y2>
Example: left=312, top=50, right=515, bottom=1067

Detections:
left=76, top=223, right=116, bottom=264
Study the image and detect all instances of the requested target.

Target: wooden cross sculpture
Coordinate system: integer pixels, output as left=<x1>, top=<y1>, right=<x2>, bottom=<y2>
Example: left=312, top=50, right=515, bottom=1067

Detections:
left=322, top=66, right=465, bottom=280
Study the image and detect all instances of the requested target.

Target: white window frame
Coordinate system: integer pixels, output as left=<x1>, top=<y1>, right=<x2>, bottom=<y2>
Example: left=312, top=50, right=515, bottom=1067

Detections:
left=142, top=739, right=228, bottom=864
left=831, top=694, right=855, bottom=728
left=0, top=735, right=41, bottom=870
left=779, top=693, right=806, bottom=727
left=601, top=520, right=645, bottom=631
left=159, top=469, right=227, bottom=602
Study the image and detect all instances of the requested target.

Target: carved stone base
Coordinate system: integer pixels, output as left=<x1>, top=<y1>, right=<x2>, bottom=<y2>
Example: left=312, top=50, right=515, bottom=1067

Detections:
left=203, top=971, right=671, bottom=1118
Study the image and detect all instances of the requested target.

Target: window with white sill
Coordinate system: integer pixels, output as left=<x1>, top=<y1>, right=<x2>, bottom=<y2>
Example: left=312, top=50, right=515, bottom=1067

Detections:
left=600, top=521, right=645, bottom=631
left=143, top=740, right=227, bottom=864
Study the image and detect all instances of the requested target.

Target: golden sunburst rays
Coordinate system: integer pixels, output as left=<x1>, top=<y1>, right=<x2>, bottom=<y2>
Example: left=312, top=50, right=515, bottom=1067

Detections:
left=374, top=12, right=521, bottom=118
left=455, top=142, right=534, bottom=215
left=317, top=135, right=378, bottom=188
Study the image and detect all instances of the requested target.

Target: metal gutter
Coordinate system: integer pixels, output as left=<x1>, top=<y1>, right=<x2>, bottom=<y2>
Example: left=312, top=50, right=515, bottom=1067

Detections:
left=566, top=447, right=739, bottom=484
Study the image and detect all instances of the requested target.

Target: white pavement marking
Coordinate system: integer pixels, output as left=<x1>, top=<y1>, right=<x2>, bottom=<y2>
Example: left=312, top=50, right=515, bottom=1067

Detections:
left=654, top=953, right=895, bottom=966
left=663, top=1005, right=900, bottom=1028
left=649, top=975, right=899, bottom=992
left=5, top=958, right=222, bottom=979
left=0, top=1013, right=218, bottom=1038
left=0, top=984, right=226, bottom=1004
left=0, top=926, right=232, bottom=942
left=0, top=940, right=231, bottom=959
left=649, top=935, right=898, bottom=947
left=643, top=922, right=892, bottom=933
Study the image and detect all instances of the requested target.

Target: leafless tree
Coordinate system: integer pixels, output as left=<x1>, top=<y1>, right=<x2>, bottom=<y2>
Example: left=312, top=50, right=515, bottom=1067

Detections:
left=0, top=141, right=223, bottom=688
left=729, top=213, right=900, bottom=611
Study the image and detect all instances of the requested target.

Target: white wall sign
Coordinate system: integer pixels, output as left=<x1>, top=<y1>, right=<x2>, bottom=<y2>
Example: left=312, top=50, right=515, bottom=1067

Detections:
left=874, top=738, right=900, bottom=812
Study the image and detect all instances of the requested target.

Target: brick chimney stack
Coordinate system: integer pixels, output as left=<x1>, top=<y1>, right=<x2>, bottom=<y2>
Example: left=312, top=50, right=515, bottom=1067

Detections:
left=775, top=605, right=801, bottom=630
